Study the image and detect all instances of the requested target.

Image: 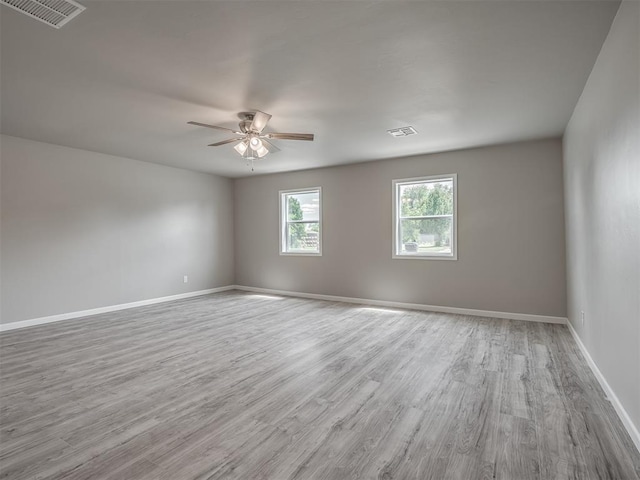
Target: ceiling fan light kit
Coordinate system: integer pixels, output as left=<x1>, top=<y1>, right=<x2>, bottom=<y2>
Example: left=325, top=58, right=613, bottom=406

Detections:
left=234, top=141, right=248, bottom=156
left=188, top=111, right=314, bottom=170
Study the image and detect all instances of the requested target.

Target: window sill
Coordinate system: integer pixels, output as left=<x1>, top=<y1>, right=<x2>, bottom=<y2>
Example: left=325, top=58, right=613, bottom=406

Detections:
left=392, top=254, right=457, bottom=261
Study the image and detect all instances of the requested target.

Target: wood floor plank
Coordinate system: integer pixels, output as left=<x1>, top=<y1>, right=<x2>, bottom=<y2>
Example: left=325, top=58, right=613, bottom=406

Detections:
left=1, top=291, right=638, bottom=479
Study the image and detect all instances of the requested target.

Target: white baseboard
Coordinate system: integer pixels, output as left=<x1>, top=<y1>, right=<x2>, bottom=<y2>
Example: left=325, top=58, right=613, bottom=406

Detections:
left=0, top=286, right=236, bottom=332
left=566, top=320, right=640, bottom=454
left=232, top=285, right=567, bottom=324
left=1, top=284, right=567, bottom=333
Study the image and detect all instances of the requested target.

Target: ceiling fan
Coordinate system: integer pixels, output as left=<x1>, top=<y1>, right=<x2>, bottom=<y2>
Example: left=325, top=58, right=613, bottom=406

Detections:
left=188, top=111, right=314, bottom=165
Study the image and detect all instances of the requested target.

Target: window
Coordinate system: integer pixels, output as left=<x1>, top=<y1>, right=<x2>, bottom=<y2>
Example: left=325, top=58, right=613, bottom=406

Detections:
left=280, top=187, right=322, bottom=255
left=393, top=174, right=457, bottom=259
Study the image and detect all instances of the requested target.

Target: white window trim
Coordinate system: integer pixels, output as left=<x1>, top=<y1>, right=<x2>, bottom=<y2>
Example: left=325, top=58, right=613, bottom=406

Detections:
left=392, top=174, right=458, bottom=260
left=279, top=187, right=322, bottom=256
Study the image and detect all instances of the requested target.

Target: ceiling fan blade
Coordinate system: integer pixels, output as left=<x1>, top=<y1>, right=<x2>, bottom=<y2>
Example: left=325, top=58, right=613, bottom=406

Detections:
left=188, top=121, right=242, bottom=134
left=261, top=138, right=281, bottom=153
left=250, top=111, right=272, bottom=133
left=208, top=138, right=245, bottom=147
left=266, top=133, right=314, bottom=141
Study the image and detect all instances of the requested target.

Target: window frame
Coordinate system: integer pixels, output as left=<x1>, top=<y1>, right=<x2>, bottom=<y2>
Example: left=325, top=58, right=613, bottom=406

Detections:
left=279, top=187, right=323, bottom=256
left=392, top=174, right=458, bottom=260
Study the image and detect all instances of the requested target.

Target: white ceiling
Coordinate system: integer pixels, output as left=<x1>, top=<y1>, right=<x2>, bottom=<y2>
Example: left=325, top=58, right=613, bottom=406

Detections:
left=0, top=1, right=620, bottom=177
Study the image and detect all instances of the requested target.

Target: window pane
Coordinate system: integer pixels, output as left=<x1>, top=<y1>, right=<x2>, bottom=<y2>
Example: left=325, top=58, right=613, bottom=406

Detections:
left=287, top=192, right=320, bottom=222
left=399, top=217, right=453, bottom=254
left=400, top=180, right=454, bottom=217
left=287, top=222, right=320, bottom=252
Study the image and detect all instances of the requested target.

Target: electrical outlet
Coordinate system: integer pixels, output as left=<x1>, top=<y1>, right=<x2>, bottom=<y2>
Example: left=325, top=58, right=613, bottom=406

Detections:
left=581, top=310, right=585, bottom=326
left=183, top=275, right=188, bottom=283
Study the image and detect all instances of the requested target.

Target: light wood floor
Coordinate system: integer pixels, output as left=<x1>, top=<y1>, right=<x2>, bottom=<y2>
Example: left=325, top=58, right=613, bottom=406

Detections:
left=1, top=291, right=639, bottom=480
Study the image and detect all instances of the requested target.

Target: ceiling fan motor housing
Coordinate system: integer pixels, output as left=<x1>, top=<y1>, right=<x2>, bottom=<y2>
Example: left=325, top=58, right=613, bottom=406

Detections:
left=238, top=112, right=256, bottom=133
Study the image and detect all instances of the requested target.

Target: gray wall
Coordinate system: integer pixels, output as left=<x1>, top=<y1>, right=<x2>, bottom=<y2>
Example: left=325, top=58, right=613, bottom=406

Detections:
left=563, top=2, right=640, bottom=433
left=0, top=135, right=235, bottom=324
left=235, top=139, right=567, bottom=318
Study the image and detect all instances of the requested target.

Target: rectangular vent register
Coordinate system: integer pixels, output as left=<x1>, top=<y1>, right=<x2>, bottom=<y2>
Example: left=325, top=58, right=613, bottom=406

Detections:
left=387, top=126, right=418, bottom=138
left=1, top=0, right=85, bottom=28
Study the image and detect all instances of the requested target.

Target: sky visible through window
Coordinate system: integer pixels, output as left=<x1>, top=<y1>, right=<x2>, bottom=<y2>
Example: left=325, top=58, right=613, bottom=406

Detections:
left=289, top=192, right=320, bottom=222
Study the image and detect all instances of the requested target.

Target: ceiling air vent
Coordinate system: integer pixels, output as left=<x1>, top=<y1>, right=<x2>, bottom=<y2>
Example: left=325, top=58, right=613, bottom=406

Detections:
left=387, top=126, right=418, bottom=138
left=1, top=0, right=85, bottom=28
